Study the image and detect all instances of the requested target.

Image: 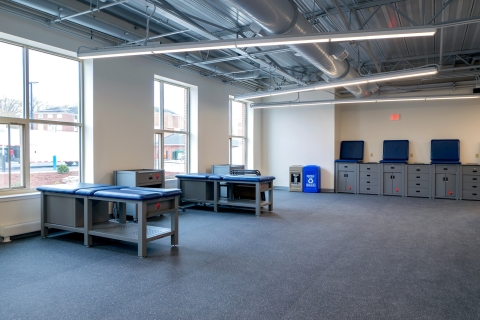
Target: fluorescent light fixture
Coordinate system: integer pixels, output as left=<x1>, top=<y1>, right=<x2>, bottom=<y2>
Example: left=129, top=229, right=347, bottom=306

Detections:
left=250, top=94, right=479, bottom=108
left=78, top=26, right=436, bottom=59
left=235, top=67, right=438, bottom=100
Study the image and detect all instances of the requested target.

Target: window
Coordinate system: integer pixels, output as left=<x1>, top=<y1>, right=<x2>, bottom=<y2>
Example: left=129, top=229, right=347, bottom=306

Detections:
left=0, top=40, right=81, bottom=191
left=229, top=100, right=246, bottom=165
left=154, top=81, right=189, bottom=179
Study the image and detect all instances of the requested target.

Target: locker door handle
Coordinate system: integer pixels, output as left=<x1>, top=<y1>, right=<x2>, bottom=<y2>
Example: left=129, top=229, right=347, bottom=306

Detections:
left=445, top=177, right=449, bottom=181
left=442, top=177, right=445, bottom=181
left=392, top=175, right=395, bottom=179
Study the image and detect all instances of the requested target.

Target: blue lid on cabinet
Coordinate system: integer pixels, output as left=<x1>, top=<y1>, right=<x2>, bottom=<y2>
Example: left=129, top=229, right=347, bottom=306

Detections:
left=431, top=139, right=461, bottom=164
left=338, top=141, right=364, bottom=160
left=380, top=140, right=409, bottom=163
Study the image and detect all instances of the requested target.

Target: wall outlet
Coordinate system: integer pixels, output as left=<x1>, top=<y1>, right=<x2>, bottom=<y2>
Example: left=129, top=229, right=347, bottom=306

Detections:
left=476, top=154, right=479, bottom=158
left=410, top=153, right=413, bottom=157
left=370, top=153, right=373, bottom=157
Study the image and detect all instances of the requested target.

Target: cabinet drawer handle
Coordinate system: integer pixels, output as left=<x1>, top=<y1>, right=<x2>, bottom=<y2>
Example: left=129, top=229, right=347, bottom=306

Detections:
left=344, top=165, right=348, bottom=168
left=367, top=174, right=371, bottom=177
left=473, top=178, right=478, bottom=181
left=367, top=181, right=370, bottom=183
left=416, top=176, right=420, bottom=178
left=443, top=167, right=448, bottom=170
left=416, top=183, right=420, bottom=186
left=473, top=170, right=477, bottom=173
left=473, top=193, right=477, bottom=196
left=416, top=168, right=420, bottom=171
left=391, top=166, right=395, bottom=169
left=416, top=190, right=420, bottom=193
left=367, top=167, right=371, bottom=170
left=473, top=186, right=477, bottom=188
left=366, top=188, right=370, bottom=190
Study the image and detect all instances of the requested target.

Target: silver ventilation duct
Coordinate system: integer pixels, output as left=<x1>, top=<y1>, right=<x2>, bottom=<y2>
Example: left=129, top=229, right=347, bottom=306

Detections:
left=226, top=0, right=377, bottom=97
left=11, top=0, right=261, bottom=81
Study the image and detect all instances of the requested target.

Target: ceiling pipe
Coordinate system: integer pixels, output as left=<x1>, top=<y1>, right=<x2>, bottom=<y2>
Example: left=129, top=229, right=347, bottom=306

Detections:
left=10, top=0, right=260, bottom=81
left=225, top=0, right=377, bottom=97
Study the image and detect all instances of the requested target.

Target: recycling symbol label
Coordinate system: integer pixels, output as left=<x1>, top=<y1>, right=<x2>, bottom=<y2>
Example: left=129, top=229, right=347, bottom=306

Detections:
left=308, top=177, right=314, bottom=183
left=305, top=174, right=316, bottom=187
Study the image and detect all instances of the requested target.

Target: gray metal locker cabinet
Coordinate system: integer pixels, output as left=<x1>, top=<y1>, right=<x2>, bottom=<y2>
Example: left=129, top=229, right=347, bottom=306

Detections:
left=114, top=169, right=165, bottom=219
left=407, top=164, right=431, bottom=198
left=432, top=165, right=460, bottom=199
left=462, top=165, right=480, bottom=200
left=381, top=164, right=405, bottom=196
left=335, top=162, right=357, bottom=193
left=359, top=163, right=379, bottom=195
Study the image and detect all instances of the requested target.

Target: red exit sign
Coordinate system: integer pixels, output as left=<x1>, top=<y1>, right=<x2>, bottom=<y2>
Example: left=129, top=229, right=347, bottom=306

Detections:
left=390, top=114, right=400, bottom=121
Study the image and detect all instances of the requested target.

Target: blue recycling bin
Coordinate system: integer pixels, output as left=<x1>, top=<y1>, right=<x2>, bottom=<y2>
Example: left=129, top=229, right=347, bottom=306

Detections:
left=303, top=165, right=321, bottom=193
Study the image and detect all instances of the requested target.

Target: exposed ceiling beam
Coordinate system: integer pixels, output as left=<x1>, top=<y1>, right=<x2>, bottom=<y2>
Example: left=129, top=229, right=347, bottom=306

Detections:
left=364, top=49, right=480, bottom=67
left=311, top=0, right=406, bottom=19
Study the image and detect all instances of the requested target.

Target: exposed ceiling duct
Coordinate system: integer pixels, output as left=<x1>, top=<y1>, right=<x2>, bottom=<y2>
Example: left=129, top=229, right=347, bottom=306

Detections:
left=225, top=0, right=378, bottom=98
left=10, top=0, right=261, bottom=82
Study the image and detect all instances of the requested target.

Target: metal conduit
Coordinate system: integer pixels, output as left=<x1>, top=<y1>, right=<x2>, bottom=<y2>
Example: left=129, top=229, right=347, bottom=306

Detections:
left=11, top=0, right=261, bottom=81
left=226, top=0, right=376, bottom=97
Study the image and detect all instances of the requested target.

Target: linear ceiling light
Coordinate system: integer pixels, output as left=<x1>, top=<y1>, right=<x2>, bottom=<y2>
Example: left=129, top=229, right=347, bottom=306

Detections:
left=250, top=94, right=480, bottom=108
left=77, top=26, right=436, bottom=59
left=234, top=67, right=438, bottom=100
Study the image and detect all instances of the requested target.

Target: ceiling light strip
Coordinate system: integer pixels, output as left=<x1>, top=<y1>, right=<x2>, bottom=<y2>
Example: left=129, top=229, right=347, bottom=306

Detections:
left=77, top=26, right=436, bottom=59
left=250, top=94, right=480, bottom=108
left=235, top=67, right=438, bottom=100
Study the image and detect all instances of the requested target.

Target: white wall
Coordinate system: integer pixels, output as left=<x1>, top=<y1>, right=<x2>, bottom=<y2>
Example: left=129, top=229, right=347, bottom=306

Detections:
left=339, top=89, right=480, bottom=164
left=260, top=90, right=336, bottom=190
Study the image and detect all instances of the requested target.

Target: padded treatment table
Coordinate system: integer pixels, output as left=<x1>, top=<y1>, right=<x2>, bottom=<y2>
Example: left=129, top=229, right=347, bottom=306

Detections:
left=335, top=140, right=364, bottom=163
left=37, top=184, right=181, bottom=257
left=379, top=140, right=409, bottom=164
left=176, top=173, right=275, bottom=216
left=37, top=183, right=124, bottom=243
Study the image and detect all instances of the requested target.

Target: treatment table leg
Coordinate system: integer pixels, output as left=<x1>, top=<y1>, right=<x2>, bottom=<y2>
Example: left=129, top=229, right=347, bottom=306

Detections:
left=255, top=182, right=261, bottom=216
left=171, top=197, right=179, bottom=246
left=268, top=185, right=273, bottom=211
left=138, top=202, right=147, bottom=257
left=40, top=193, right=48, bottom=238
left=84, top=198, right=92, bottom=247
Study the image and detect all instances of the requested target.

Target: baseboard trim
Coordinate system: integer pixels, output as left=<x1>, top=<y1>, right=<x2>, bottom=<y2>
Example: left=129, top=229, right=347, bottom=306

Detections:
left=273, top=186, right=334, bottom=193
left=0, top=221, right=40, bottom=242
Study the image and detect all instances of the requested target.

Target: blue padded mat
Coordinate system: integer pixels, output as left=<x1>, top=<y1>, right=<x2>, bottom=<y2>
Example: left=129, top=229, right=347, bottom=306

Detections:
left=339, top=140, right=364, bottom=160
left=93, top=189, right=165, bottom=200
left=381, top=140, right=409, bottom=161
left=75, top=186, right=127, bottom=196
left=431, top=139, right=460, bottom=163
left=123, top=187, right=182, bottom=196
left=207, top=175, right=224, bottom=180
left=335, top=159, right=360, bottom=163
left=37, top=183, right=111, bottom=194
left=176, top=173, right=215, bottom=179
left=222, top=175, right=275, bottom=182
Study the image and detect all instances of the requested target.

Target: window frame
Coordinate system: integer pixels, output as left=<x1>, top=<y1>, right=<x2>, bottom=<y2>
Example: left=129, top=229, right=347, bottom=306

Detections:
left=0, top=39, right=83, bottom=193
left=229, top=99, right=247, bottom=165
left=154, top=80, right=190, bottom=178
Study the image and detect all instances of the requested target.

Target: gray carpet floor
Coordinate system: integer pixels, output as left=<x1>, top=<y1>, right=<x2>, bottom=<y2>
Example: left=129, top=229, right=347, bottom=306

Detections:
left=1, top=191, right=480, bottom=320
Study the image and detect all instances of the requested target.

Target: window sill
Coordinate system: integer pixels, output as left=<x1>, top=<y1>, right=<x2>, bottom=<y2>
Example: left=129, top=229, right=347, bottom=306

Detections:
left=0, top=190, right=40, bottom=202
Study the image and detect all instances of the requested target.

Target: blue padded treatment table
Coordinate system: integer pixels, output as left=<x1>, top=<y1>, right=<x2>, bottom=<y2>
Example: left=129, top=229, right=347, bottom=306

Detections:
left=37, top=183, right=125, bottom=240
left=176, top=173, right=275, bottom=216
left=37, top=184, right=181, bottom=257
left=335, top=140, right=364, bottom=163
left=379, top=140, right=409, bottom=163
left=431, top=139, right=461, bottom=164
